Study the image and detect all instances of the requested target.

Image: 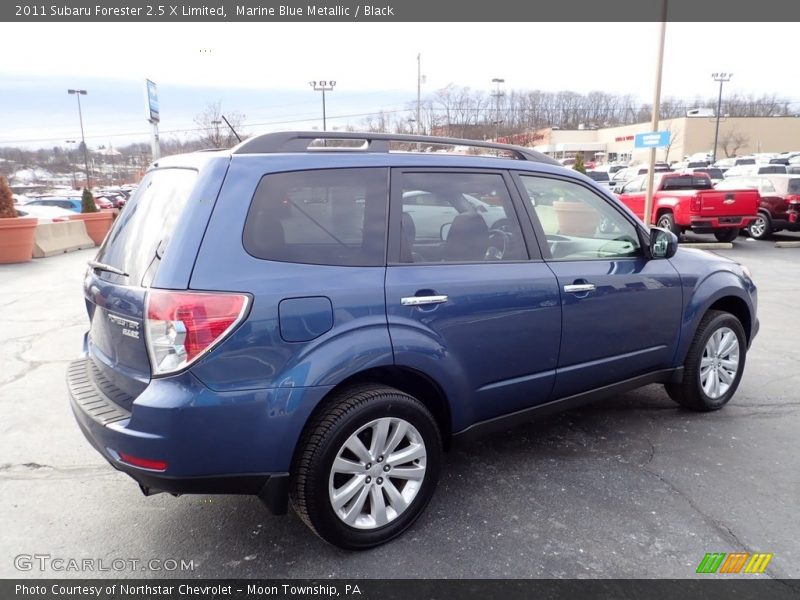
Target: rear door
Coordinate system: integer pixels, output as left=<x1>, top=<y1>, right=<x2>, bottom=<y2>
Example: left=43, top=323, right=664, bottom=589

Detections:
left=514, top=172, right=683, bottom=399
left=385, top=169, right=561, bottom=428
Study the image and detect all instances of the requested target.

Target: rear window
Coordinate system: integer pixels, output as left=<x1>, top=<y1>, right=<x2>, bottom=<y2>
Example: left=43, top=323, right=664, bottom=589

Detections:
left=696, top=168, right=723, bottom=179
left=243, top=168, right=388, bottom=267
left=789, top=179, right=800, bottom=195
left=660, top=175, right=712, bottom=191
left=95, top=168, right=197, bottom=283
left=586, top=171, right=609, bottom=182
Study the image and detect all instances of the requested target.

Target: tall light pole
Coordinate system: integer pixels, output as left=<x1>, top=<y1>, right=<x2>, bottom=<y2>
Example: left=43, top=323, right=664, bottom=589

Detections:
left=416, top=53, right=422, bottom=135
left=65, top=140, right=77, bottom=188
left=491, top=78, right=505, bottom=141
left=643, top=7, right=668, bottom=230
left=68, top=89, right=91, bottom=189
left=711, top=72, right=732, bottom=164
left=309, top=80, right=336, bottom=131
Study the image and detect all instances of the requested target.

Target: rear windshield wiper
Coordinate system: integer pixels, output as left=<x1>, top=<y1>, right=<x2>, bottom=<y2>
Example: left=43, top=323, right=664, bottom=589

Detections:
left=88, top=260, right=129, bottom=277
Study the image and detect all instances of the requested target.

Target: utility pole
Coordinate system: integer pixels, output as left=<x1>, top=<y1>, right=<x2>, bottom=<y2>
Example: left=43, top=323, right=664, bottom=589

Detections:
left=491, top=78, right=505, bottom=141
left=65, top=140, right=76, bottom=188
left=309, top=80, right=336, bottom=131
left=68, top=89, right=91, bottom=189
left=416, top=53, right=422, bottom=135
left=711, top=72, right=732, bottom=164
left=643, top=3, right=668, bottom=230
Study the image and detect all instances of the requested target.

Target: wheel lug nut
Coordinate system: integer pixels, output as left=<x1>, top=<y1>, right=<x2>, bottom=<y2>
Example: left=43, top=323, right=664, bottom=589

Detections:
left=377, top=456, right=383, bottom=462
left=366, top=463, right=372, bottom=469
left=383, top=465, right=390, bottom=472
left=365, top=476, right=371, bottom=483
left=377, top=477, right=383, bottom=485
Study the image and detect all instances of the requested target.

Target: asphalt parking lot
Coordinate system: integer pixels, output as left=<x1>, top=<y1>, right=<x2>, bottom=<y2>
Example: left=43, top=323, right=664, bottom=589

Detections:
left=1, top=233, right=798, bottom=580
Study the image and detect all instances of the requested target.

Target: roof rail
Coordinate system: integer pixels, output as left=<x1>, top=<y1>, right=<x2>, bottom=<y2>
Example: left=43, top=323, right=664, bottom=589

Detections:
left=231, top=131, right=559, bottom=165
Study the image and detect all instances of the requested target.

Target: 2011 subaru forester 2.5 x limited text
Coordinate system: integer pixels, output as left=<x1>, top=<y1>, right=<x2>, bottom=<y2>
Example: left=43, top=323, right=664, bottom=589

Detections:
left=68, top=132, right=758, bottom=549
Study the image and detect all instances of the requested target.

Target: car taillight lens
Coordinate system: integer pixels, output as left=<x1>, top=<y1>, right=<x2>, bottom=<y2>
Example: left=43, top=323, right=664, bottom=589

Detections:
left=690, top=197, right=702, bottom=212
left=145, top=290, right=250, bottom=376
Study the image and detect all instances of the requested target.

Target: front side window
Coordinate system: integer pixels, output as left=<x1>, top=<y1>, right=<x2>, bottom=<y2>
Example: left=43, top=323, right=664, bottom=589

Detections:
left=519, top=175, right=641, bottom=261
left=243, top=168, right=388, bottom=267
left=397, top=172, right=527, bottom=263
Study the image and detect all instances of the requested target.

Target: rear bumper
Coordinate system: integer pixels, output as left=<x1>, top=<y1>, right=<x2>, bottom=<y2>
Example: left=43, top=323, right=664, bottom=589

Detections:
left=67, top=357, right=331, bottom=512
left=688, top=215, right=755, bottom=233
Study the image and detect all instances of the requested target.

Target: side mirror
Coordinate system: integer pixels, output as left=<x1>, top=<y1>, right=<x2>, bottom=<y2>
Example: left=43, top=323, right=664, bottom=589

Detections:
left=441, top=222, right=451, bottom=241
left=649, top=227, right=678, bottom=259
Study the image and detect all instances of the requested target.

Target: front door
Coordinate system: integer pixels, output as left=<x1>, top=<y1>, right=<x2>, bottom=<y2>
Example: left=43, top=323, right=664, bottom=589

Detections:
left=514, top=172, right=683, bottom=399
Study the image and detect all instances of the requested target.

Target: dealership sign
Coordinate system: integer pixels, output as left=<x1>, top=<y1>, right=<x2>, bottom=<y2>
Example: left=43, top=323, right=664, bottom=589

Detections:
left=634, top=131, right=670, bottom=149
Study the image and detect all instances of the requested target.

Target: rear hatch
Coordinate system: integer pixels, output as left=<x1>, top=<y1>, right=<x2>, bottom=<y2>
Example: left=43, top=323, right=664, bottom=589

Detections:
left=83, top=167, right=198, bottom=407
left=696, top=189, right=759, bottom=218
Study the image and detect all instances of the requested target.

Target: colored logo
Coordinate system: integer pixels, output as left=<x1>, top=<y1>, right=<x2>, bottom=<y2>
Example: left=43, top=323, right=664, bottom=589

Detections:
left=696, top=552, right=773, bottom=574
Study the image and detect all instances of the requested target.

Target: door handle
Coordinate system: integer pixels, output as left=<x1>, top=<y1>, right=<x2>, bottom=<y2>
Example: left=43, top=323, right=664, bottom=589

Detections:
left=564, top=284, right=596, bottom=294
left=401, top=295, right=449, bottom=306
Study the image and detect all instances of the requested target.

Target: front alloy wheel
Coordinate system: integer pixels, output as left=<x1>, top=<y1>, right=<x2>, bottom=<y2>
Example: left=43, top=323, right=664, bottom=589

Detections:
left=666, top=310, right=747, bottom=411
left=698, top=327, right=740, bottom=399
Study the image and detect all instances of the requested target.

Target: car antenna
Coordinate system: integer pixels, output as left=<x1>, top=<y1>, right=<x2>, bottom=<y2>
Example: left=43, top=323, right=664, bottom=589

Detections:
left=221, top=115, right=242, bottom=143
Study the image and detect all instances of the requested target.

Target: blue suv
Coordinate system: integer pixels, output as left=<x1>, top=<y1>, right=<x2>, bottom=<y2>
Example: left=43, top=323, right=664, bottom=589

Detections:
left=68, top=132, right=758, bottom=549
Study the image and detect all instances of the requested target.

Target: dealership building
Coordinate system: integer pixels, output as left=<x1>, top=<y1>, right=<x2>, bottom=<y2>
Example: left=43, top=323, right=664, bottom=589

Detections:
left=502, top=116, right=800, bottom=164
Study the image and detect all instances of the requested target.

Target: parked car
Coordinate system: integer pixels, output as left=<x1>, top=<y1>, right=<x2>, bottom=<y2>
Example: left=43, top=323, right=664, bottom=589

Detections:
left=15, top=205, right=75, bottom=222
left=610, top=165, right=672, bottom=192
left=401, top=190, right=507, bottom=242
left=723, top=164, right=787, bottom=178
left=682, top=167, right=724, bottom=185
left=715, top=175, right=800, bottom=239
left=585, top=170, right=612, bottom=188
left=24, top=196, right=109, bottom=212
left=68, top=131, right=758, bottom=549
left=616, top=172, right=759, bottom=241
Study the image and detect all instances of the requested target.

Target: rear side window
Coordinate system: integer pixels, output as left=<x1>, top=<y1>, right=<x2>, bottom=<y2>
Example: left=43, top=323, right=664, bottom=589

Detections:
left=243, top=168, right=387, bottom=267
left=95, top=168, right=197, bottom=283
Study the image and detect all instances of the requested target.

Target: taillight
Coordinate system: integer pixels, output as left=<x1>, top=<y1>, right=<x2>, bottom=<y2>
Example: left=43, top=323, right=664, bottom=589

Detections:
left=145, top=290, right=250, bottom=376
left=117, top=452, right=168, bottom=472
left=690, top=197, right=702, bottom=213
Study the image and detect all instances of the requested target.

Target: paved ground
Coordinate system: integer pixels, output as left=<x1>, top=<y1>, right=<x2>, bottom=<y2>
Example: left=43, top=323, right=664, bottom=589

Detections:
left=1, top=233, right=798, bottom=580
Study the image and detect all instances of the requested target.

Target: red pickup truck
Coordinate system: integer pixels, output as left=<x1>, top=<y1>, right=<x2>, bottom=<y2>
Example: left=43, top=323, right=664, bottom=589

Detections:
left=615, top=172, right=759, bottom=242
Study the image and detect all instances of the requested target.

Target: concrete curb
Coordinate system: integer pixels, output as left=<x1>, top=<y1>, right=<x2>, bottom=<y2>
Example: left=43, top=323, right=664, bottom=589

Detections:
left=775, top=241, right=800, bottom=248
left=679, top=242, right=734, bottom=249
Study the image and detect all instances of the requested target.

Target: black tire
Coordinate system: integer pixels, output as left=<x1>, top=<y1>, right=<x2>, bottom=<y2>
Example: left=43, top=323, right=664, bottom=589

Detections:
left=290, top=384, right=442, bottom=550
left=747, top=212, right=773, bottom=240
left=665, top=310, right=747, bottom=411
left=656, top=212, right=680, bottom=237
left=713, top=228, right=740, bottom=243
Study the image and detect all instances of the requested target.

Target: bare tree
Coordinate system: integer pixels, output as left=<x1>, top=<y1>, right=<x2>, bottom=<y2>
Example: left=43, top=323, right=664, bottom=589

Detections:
left=717, top=128, right=749, bottom=158
left=194, top=101, right=246, bottom=149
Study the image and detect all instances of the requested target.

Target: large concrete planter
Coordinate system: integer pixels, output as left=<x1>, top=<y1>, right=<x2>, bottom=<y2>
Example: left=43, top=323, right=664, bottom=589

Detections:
left=0, top=217, right=38, bottom=264
left=553, top=201, right=601, bottom=237
left=70, top=210, right=114, bottom=246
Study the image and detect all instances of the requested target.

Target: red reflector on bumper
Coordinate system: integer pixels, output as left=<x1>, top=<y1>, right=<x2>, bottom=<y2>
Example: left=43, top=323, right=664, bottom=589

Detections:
left=118, top=452, right=168, bottom=472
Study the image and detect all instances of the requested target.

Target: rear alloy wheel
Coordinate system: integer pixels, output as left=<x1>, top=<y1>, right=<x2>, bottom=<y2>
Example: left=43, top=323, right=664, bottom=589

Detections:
left=747, top=213, right=772, bottom=240
left=713, top=228, right=740, bottom=243
left=290, top=385, right=441, bottom=549
left=666, top=310, right=746, bottom=411
left=656, top=212, right=680, bottom=237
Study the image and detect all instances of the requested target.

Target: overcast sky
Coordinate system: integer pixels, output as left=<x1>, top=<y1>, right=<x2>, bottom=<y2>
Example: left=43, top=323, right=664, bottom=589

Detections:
left=1, top=22, right=797, bottom=148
